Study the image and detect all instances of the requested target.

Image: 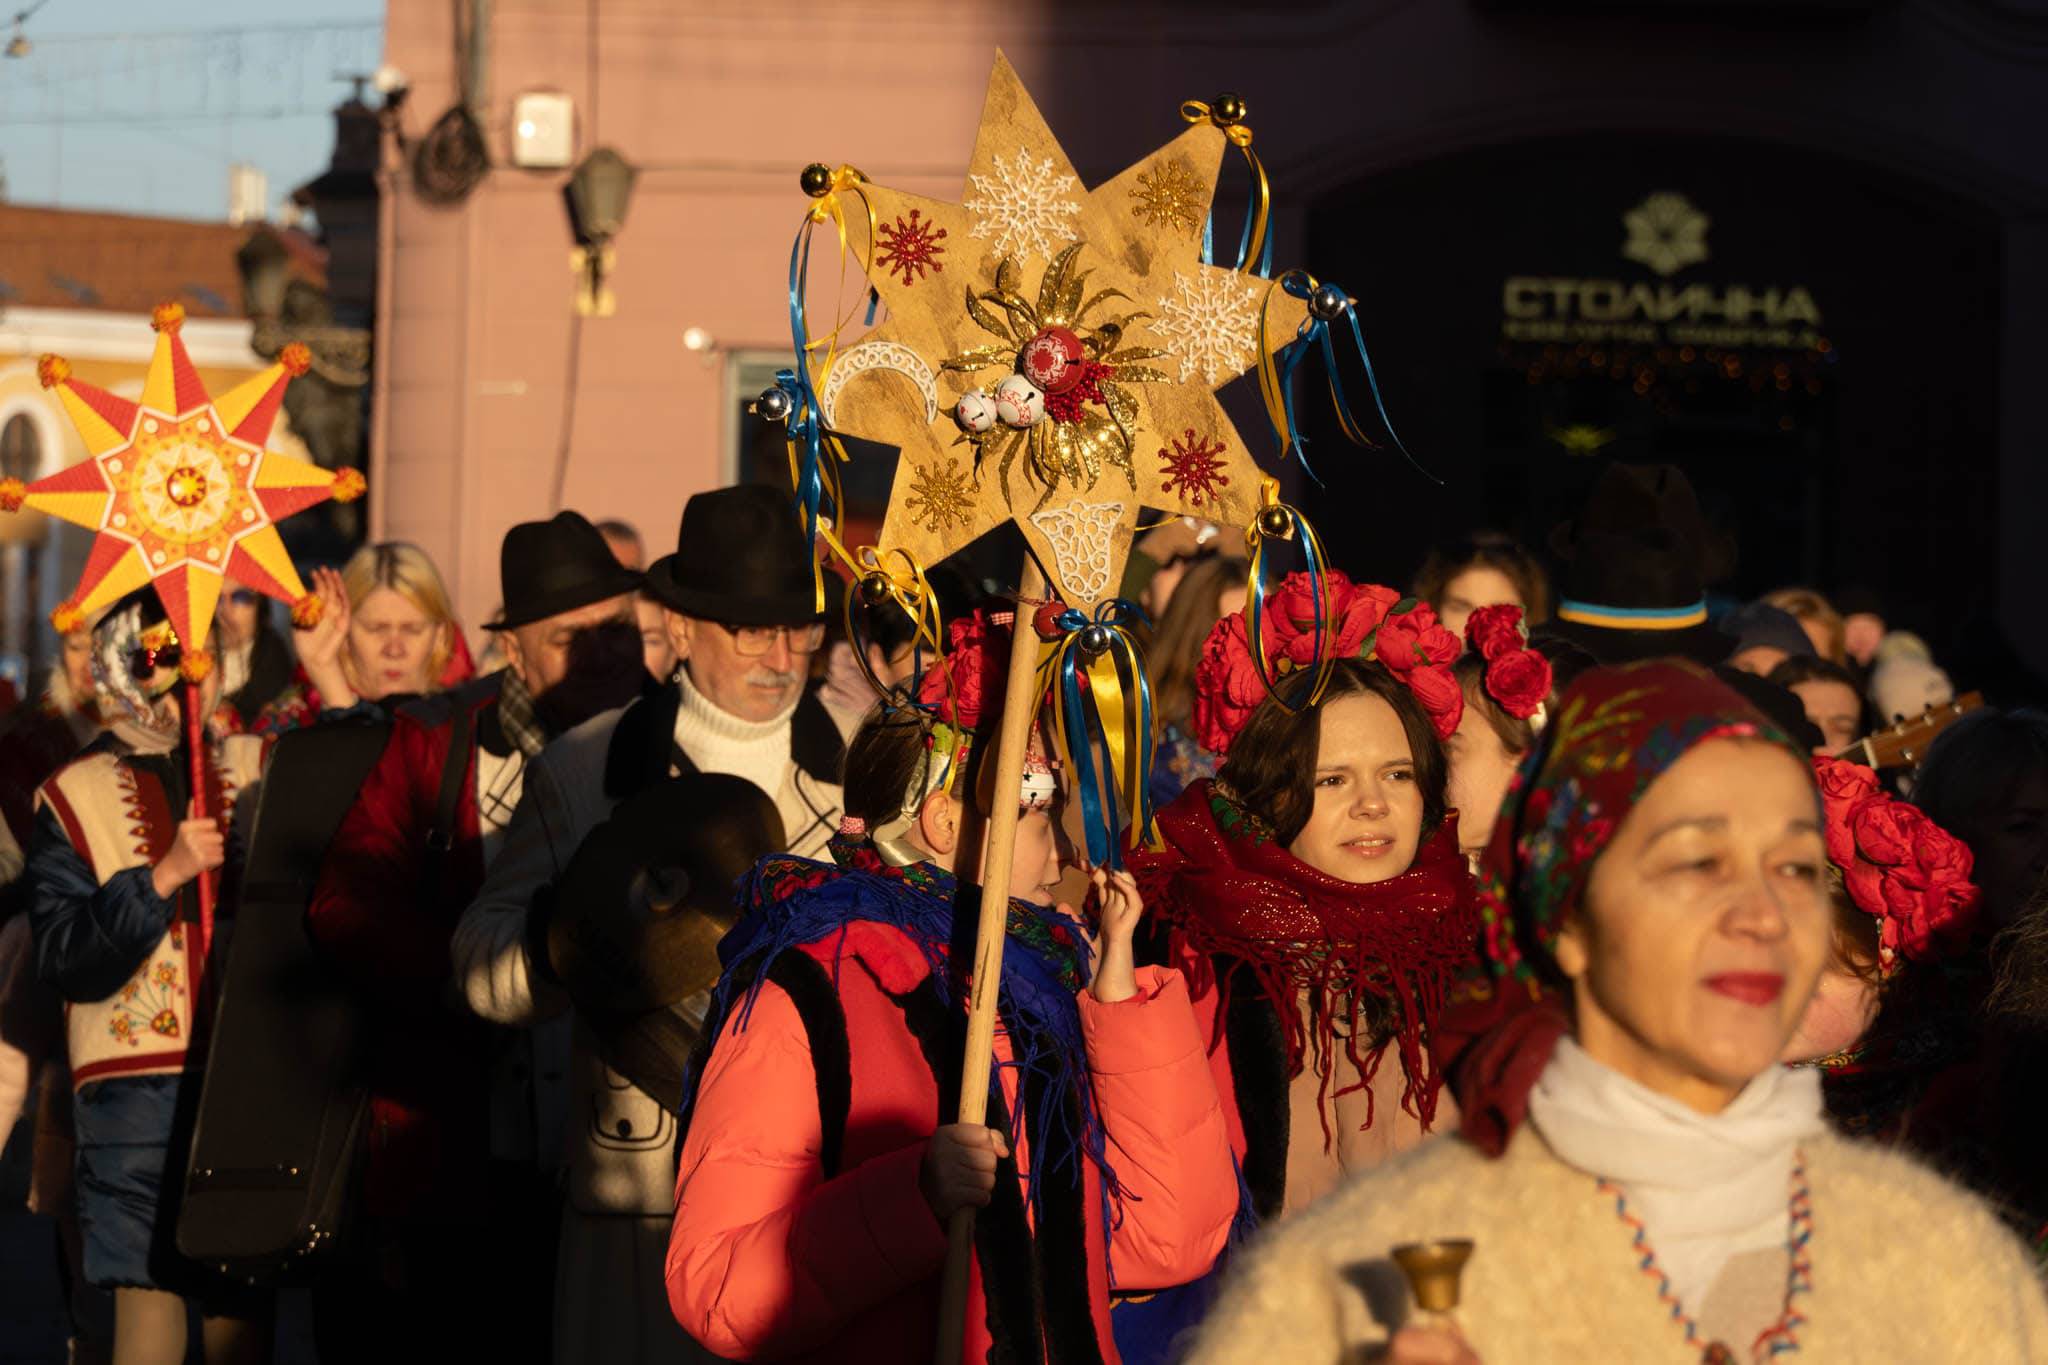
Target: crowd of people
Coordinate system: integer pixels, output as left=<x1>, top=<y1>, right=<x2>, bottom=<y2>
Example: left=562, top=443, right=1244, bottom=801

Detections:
left=0, top=457, right=2044, bottom=1364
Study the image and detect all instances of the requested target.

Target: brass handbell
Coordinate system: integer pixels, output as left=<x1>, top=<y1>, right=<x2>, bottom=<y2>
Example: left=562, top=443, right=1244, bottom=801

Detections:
left=1391, top=1240, right=1475, bottom=1314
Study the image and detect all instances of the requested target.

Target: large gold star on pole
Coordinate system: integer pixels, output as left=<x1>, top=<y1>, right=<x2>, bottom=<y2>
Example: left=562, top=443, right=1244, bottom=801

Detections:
left=820, top=53, right=1304, bottom=612
left=0, top=303, right=364, bottom=655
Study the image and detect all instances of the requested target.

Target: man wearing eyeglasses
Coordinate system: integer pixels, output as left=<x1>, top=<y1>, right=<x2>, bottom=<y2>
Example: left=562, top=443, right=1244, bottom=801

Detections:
left=453, top=482, right=846, bottom=1364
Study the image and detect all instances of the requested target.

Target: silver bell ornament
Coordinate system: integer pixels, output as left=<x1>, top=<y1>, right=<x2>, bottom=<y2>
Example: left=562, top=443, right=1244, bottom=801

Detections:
left=1076, top=623, right=1114, bottom=659
left=1308, top=284, right=1350, bottom=322
left=753, top=386, right=794, bottom=424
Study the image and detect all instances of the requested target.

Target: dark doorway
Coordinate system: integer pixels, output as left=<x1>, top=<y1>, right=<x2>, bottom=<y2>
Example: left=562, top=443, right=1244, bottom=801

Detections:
left=1298, top=132, right=2001, bottom=649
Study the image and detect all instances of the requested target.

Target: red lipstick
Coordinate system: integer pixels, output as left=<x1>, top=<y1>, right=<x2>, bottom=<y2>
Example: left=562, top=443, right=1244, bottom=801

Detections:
left=1704, top=972, right=1785, bottom=1006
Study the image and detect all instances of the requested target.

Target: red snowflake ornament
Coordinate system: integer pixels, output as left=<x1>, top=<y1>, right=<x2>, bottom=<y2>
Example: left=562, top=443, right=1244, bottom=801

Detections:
left=1158, top=428, right=1230, bottom=507
left=877, top=209, right=948, bottom=285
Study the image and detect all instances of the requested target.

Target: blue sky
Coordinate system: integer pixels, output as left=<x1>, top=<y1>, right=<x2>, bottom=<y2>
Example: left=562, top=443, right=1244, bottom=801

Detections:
left=0, top=0, right=384, bottom=221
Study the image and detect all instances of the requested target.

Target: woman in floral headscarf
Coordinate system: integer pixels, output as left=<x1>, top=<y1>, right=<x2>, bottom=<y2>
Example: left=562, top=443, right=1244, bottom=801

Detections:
left=1189, top=659, right=2048, bottom=1365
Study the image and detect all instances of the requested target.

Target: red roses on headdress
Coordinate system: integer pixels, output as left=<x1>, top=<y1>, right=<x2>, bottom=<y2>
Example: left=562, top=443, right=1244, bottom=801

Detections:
left=1191, top=569, right=1464, bottom=755
left=1811, top=754, right=1981, bottom=972
left=1464, top=603, right=1554, bottom=721
left=915, top=610, right=1010, bottom=730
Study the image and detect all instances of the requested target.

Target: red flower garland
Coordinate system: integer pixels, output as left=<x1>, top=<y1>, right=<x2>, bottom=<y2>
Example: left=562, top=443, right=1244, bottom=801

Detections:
left=1463, top=603, right=1554, bottom=721
left=915, top=610, right=1010, bottom=730
left=1811, top=754, right=1981, bottom=972
left=1191, top=569, right=1464, bottom=755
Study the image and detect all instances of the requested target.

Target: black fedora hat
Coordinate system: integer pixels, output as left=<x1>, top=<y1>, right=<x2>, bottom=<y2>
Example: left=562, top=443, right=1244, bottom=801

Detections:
left=485, top=510, right=644, bottom=631
left=644, top=484, right=824, bottom=627
left=1541, top=462, right=1732, bottom=667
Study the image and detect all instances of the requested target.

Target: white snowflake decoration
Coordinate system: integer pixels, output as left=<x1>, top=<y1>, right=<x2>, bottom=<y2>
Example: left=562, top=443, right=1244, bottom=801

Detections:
left=1155, top=270, right=1260, bottom=385
left=963, top=148, right=1082, bottom=263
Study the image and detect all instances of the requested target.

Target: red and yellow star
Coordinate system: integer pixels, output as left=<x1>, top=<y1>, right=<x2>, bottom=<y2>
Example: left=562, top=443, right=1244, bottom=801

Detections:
left=0, top=302, right=363, bottom=659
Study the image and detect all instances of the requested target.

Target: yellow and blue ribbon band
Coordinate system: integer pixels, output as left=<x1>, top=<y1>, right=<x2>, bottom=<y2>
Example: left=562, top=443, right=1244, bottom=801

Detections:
left=784, top=165, right=878, bottom=610
left=1181, top=99, right=1273, bottom=278
left=1042, top=599, right=1155, bottom=868
left=1244, top=477, right=1335, bottom=714
left=1555, top=598, right=1710, bottom=631
left=1255, top=269, right=1438, bottom=488
left=844, top=545, right=952, bottom=717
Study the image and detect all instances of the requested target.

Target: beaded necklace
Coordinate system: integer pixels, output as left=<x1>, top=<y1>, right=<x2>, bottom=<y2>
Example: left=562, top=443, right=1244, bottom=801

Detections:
left=1595, top=1151, right=1813, bottom=1362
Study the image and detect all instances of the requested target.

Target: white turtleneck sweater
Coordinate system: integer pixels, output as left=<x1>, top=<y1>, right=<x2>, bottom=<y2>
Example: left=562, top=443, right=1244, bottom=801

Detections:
left=671, top=667, right=839, bottom=857
left=673, top=666, right=798, bottom=794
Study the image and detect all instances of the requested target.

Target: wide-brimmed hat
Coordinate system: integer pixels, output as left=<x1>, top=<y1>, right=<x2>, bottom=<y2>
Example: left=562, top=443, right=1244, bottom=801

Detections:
left=643, top=484, right=824, bottom=627
left=1540, top=462, right=1732, bottom=667
left=544, top=772, right=785, bottom=1016
left=485, top=510, right=644, bottom=631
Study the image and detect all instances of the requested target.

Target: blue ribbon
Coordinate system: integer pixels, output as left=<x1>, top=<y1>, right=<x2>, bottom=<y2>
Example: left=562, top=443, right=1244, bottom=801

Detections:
left=1201, top=195, right=1275, bottom=278
left=1268, top=271, right=1437, bottom=488
left=783, top=223, right=839, bottom=558
left=1047, top=600, right=1155, bottom=869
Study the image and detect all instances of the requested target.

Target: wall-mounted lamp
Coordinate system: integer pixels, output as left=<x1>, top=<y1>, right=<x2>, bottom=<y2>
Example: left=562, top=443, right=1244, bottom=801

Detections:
left=566, top=146, right=637, bottom=317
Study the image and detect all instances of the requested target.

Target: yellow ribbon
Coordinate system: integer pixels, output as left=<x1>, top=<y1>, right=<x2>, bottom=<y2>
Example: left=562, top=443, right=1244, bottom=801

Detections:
left=1180, top=99, right=1270, bottom=276
left=842, top=543, right=950, bottom=706
left=1244, top=476, right=1335, bottom=714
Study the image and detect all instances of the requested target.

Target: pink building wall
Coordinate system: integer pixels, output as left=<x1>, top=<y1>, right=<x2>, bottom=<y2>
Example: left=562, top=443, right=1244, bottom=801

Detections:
left=374, top=1, right=1077, bottom=631
left=373, top=2, right=2048, bottom=677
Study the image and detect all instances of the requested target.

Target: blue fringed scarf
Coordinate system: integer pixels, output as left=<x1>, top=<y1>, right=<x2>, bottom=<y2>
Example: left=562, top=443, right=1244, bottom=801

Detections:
left=684, top=835, right=1124, bottom=1234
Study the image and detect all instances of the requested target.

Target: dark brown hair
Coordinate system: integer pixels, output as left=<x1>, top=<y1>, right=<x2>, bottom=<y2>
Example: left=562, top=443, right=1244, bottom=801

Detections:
left=842, top=694, right=943, bottom=827
left=1411, top=531, right=1553, bottom=625
left=1218, top=657, right=1448, bottom=846
left=1453, top=653, right=1534, bottom=757
left=1148, top=553, right=1247, bottom=731
left=1766, top=655, right=1860, bottom=694
left=1452, top=636, right=1594, bottom=759
left=841, top=690, right=1007, bottom=828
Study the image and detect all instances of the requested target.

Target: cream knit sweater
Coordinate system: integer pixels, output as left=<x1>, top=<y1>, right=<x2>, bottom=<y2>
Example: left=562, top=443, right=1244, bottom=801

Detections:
left=1188, top=1125, right=2048, bottom=1363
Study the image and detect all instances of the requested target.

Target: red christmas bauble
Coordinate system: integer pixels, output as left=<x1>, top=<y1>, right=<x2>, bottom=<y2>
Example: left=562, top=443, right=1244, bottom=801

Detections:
left=1032, top=600, right=1068, bottom=640
left=1019, top=326, right=1086, bottom=395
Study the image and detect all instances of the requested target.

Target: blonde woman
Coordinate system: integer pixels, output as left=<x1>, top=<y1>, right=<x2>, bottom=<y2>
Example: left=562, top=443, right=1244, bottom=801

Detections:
left=235, top=542, right=469, bottom=731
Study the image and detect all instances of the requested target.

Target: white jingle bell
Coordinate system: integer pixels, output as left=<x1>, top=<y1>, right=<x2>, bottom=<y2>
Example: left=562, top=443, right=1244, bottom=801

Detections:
left=994, top=373, right=1045, bottom=429
left=953, top=390, right=998, bottom=435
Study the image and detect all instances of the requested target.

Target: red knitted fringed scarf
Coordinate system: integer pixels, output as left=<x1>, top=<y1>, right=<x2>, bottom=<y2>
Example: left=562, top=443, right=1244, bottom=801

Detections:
left=1129, top=778, right=1481, bottom=1144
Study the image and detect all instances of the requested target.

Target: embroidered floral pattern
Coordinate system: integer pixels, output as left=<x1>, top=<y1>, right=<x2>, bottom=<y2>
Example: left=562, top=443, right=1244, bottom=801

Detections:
left=105, top=956, right=183, bottom=1046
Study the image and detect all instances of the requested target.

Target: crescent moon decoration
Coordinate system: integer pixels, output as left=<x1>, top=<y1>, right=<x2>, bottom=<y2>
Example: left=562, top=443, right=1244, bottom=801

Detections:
left=818, top=340, right=940, bottom=429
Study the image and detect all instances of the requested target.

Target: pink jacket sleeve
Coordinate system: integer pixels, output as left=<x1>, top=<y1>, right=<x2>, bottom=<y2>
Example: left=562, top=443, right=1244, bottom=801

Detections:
left=666, top=980, right=948, bottom=1360
left=1079, top=964, right=1237, bottom=1290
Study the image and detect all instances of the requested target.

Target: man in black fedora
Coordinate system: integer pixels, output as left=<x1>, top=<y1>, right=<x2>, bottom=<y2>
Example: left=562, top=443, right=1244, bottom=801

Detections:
left=305, top=509, right=644, bottom=1357
left=452, top=482, right=847, bottom=1364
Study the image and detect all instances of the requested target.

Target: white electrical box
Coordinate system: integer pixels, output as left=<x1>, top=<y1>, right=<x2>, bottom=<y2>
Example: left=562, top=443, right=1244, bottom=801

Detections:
left=511, top=91, right=576, bottom=169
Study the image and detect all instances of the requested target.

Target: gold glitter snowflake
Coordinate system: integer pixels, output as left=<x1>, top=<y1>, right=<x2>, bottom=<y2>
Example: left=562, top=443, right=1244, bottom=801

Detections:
left=905, top=456, right=975, bottom=536
left=1129, top=162, right=1206, bottom=237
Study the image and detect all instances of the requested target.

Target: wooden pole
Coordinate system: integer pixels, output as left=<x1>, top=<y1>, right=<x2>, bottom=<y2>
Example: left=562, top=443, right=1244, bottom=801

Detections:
left=183, top=677, right=215, bottom=966
left=933, top=554, right=1048, bottom=1365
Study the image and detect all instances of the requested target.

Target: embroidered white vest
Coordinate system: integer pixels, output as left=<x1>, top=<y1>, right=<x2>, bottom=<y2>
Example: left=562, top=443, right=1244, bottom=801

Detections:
left=36, top=736, right=264, bottom=1090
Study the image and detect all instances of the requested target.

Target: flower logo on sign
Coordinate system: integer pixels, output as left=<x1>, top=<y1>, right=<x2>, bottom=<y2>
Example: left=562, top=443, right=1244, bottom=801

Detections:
left=1621, top=192, right=1710, bottom=277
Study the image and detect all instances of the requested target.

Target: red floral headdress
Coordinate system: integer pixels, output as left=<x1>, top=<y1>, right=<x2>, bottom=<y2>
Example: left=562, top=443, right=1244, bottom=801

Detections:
left=1464, top=603, right=1554, bottom=725
left=1192, top=569, right=1464, bottom=755
left=1812, top=755, right=1981, bottom=975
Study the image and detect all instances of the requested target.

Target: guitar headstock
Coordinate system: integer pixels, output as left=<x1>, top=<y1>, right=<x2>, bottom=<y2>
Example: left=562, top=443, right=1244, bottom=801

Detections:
left=1838, top=692, right=1984, bottom=770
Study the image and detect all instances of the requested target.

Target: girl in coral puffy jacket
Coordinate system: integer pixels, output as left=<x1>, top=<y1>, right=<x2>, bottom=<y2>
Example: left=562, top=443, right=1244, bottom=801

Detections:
left=666, top=611, right=1237, bottom=1364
